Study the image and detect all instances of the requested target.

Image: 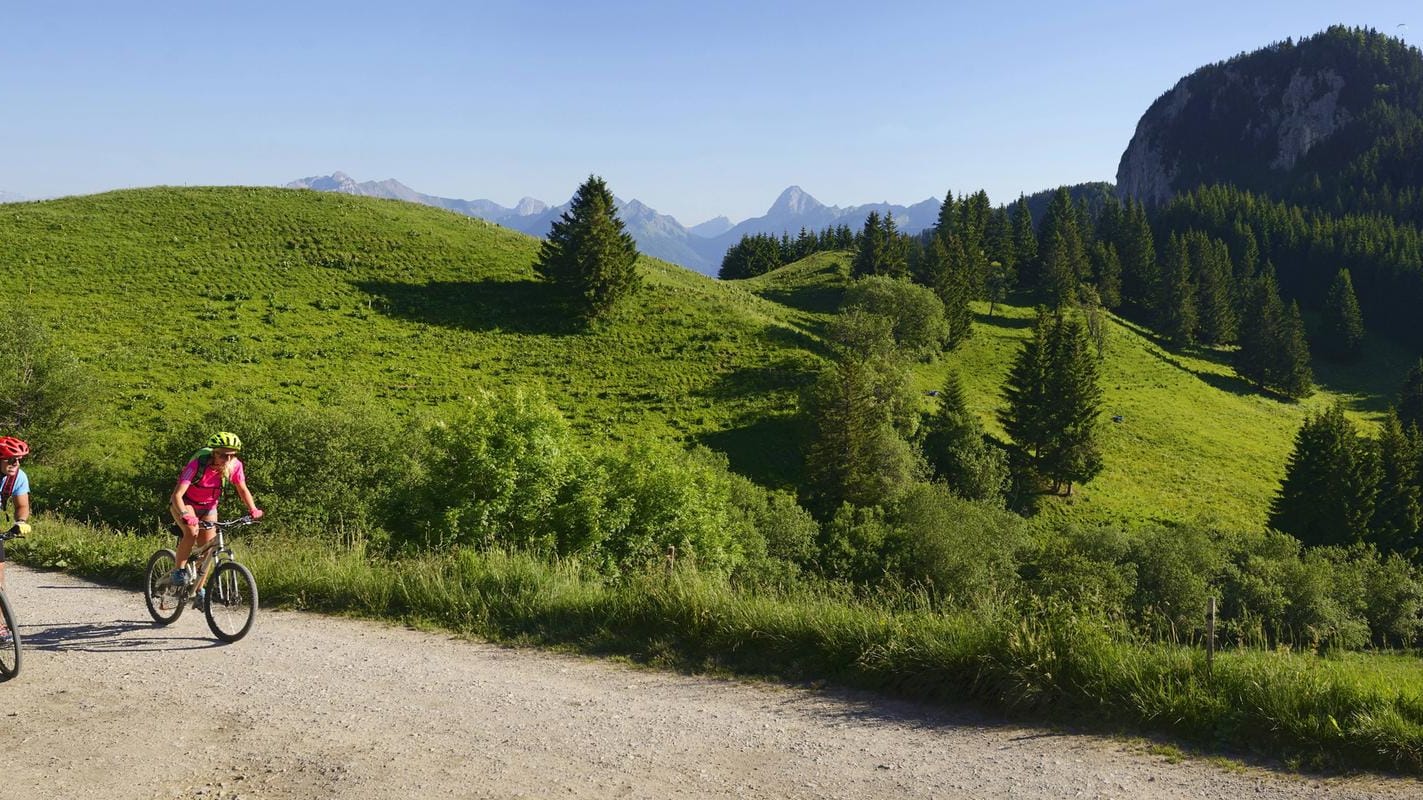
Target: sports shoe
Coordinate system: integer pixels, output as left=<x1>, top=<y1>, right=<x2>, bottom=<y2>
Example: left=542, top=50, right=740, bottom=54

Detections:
left=0, top=627, right=12, bottom=644
left=170, top=567, right=190, bottom=587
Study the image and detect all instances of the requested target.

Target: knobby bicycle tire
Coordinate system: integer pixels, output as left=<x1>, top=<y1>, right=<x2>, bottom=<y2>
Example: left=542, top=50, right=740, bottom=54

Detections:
left=204, top=560, right=258, bottom=642
left=0, top=589, right=21, bottom=680
left=144, top=548, right=184, bottom=625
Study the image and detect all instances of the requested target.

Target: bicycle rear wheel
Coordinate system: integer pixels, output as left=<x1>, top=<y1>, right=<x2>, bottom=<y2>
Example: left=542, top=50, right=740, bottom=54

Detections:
left=0, top=589, right=21, bottom=680
left=204, top=560, right=257, bottom=642
left=144, top=548, right=185, bottom=625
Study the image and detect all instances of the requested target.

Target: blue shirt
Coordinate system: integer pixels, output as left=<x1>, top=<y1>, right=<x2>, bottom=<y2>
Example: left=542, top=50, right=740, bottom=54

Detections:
left=4, top=468, right=26, bottom=500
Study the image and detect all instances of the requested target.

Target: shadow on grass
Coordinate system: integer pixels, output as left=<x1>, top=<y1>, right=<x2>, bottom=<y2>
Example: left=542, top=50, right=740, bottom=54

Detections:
left=756, top=284, right=845, bottom=315
left=975, top=311, right=1035, bottom=330
left=697, top=417, right=805, bottom=487
left=354, top=279, right=580, bottom=336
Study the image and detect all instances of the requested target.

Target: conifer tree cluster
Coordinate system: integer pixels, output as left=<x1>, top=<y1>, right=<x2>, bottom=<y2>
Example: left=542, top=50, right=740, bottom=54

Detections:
left=1271, top=402, right=1423, bottom=558
left=998, top=309, right=1104, bottom=496
left=718, top=225, right=855, bottom=279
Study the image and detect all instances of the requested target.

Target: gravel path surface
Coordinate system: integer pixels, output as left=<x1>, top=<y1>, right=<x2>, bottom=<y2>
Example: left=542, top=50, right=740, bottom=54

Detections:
left=0, top=565, right=1419, bottom=799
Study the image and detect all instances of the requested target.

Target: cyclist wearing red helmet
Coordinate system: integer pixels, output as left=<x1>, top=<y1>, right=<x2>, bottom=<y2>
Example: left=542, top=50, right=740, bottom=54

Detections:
left=168, top=432, right=262, bottom=587
left=0, top=436, right=32, bottom=592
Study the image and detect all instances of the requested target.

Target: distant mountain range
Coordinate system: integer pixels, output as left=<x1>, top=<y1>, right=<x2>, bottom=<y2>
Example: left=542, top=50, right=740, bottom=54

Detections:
left=285, top=172, right=940, bottom=275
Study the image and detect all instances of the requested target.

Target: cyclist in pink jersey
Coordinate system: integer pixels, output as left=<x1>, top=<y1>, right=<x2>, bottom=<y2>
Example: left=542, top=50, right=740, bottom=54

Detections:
left=168, top=431, right=262, bottom=587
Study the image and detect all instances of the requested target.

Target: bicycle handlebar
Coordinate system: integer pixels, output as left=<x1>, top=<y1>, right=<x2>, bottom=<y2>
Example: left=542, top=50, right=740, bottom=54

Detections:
left=0, top=530, right=23, bottom=542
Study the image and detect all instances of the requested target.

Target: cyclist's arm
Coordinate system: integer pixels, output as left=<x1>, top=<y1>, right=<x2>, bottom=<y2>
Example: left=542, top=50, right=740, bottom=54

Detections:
left=11, top=493, right=28, bottom=524
left=170, top=479, right=196, bottom=522
left=232, top=478, right=259, bottom=517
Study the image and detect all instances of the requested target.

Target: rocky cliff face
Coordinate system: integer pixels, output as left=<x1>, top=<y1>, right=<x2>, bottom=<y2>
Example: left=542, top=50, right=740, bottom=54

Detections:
left=1115, top=32, right=1369, bottom=206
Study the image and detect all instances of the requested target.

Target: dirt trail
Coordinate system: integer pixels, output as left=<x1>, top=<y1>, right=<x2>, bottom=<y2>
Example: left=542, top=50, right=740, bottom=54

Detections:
left=0, top=565, right=1418, bottom=799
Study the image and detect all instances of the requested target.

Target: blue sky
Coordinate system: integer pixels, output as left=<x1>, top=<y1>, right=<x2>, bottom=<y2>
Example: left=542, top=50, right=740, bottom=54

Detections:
left=2, top=1, right=1416, bottom=225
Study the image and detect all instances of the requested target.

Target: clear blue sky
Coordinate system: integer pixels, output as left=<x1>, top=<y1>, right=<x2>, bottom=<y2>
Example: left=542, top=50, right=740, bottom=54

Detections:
left=2, top=1, right=1415, bottom=226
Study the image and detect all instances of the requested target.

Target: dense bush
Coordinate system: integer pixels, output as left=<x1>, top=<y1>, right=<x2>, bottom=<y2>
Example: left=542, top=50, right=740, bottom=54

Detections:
left=133, top=400, right=415, bottom=545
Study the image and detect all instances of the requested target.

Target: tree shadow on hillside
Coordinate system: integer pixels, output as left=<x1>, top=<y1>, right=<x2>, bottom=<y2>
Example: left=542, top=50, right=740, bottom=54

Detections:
left=353, top=279, right=580, bottom=336
left=756, top=284, right=846, bottom=315
left=697, top=417, right=805, bottom=487
left=974, top=311, right=1034, bottom=330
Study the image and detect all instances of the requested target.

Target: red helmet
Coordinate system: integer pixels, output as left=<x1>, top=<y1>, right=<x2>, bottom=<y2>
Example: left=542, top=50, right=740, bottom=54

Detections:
left=0, top=437, right=30, bottom=459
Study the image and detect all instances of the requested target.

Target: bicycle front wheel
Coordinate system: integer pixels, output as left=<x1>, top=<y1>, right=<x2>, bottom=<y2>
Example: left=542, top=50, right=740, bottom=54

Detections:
left=144, top=548, right=185, bottom=625
left=204, top=561, right=258, bottom=642
left=0, top=589, right=21, bottom=680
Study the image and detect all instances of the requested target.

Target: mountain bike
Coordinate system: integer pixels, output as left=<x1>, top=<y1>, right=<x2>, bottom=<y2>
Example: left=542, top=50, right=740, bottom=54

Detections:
left=0, top=528, right=25, bottom=679
left=144, top=515, right=260, bottom=642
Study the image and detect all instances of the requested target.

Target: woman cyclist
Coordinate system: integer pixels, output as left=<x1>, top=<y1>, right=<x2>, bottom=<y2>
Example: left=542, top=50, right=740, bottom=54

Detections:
left=169, top=432, right=262, bottom=587
left=0, top=436, right=32, bottom=592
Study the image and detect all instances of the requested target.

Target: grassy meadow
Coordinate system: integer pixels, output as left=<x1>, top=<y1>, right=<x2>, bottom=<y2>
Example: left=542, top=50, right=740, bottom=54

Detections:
left=7, top=186, right=1423, bottom=774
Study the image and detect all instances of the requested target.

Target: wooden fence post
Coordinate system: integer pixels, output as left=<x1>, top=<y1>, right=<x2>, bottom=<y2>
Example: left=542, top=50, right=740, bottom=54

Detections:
left=1207, top=596, right=1217, bottom=680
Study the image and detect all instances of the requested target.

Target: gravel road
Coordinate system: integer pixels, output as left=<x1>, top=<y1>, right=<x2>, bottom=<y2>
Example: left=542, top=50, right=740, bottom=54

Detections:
left=0, top=564, right=1419, bottom=799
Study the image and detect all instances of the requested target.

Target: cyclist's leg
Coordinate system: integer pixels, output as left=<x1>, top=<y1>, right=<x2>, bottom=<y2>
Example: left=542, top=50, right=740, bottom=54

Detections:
left=173, top=506, right=216, bottom=574
left=0, top=536, right=7, bottom=591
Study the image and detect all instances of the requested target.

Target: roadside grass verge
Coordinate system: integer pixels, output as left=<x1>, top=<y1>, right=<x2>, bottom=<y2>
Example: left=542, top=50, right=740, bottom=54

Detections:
left=13, top=520, right=1423, bottom=775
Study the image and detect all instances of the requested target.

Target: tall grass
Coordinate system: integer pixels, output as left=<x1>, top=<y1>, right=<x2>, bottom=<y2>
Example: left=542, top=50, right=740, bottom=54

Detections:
left=15, top=519, right=1423, bottom=774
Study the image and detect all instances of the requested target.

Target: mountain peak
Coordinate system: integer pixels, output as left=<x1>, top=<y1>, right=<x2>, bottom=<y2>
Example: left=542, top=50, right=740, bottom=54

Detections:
left=769, top=186, right=824, bottom=216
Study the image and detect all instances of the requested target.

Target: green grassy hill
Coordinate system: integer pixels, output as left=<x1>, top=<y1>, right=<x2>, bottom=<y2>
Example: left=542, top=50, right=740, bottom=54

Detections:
left=743, top=250, right=1416, bottom=532
left=0, top=187, right=822, bottom=481
left=2, top=186, right=1413, bottom=532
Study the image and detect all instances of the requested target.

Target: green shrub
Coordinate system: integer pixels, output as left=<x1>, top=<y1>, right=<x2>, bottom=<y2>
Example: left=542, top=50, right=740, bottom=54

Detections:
left=1018, top=522, right=1136, bottom=616
left=884, top=483, right=1026, bottom=607
left=133, top=400, right=414, bottom=543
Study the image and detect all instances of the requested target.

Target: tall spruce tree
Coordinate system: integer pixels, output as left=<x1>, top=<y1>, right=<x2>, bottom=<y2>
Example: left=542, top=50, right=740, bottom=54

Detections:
left=1037, top=188, right=1087, bottom=299
left=999, top=309, right=1104, bottom=494
left=1368, top=410, right=1421, bottom=554
left=1158, top=233, right=1197, bottom=348
left=1011, top=196, right=1038, bottom=289
left=1270, top=402, right=1380, bottom=547
left=1039, top=315, right=1104, bottom=494
left=921, top=371, right=1009, bottom=503
left=1190, top=233, right=1236, bottom=346
left=1319, top=268, right=1366, bottom=362
left=1278, top=300, right=1314, bottom=398
left=926, top=236, right=974, bottom=351
left=1089, top=240, right=1123, bottom=309
left=1399, top=359, right=1423, bottom=432
left=534, top=175, right=641, bottom=321
left=1118, top=199, right=1159, bottom=313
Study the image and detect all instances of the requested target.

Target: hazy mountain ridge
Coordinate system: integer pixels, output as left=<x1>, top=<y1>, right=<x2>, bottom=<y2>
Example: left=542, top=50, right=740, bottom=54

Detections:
left=287, top=174, right=940, bottom=275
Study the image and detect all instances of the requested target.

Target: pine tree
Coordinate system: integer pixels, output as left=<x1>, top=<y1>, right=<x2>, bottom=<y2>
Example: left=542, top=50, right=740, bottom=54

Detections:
left=534, top=175, right=641, bottom=321
left=1270, top=402, right=1380, bottom=547
left=1037, top=188, right=1087, bottom=298
left=1277, top=300, right=1314, bottom=398
left=1190, top=233, right=1236, bottom=346
left=1042, top=230, right=1078, bottom=309
left=851, top=211, right=908, bottom=279
left=1368, top=410, right=1421, bottom=554
left=1011, top=196, right=1037, bottom=289
left=1119, top=200, right=1159, bottom=313
left=1398, top=359, right=1423, bottom=431
left=921, top=371, right=1008, bottom=503
left=927, top=236, right=974, bottom=351
left=999, top=310, right=1053, bottom=467
left=1089, top=241, right=1122, bottom=309
left=851, top=211, right=885, bottom=279
left=999, top=310, right=1104, bottom=494
left=1319, top=268, right=1366, bottom=361
left=1158, top=233, right=1197, bottom=348
left=1038, top=315, right=1104, bottom=494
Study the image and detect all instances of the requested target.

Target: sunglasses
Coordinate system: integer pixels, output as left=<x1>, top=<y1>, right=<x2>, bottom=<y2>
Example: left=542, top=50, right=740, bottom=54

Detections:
left=1, top=457, right=22, bottom=465
left=212, top=451, right=237, bottom=459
